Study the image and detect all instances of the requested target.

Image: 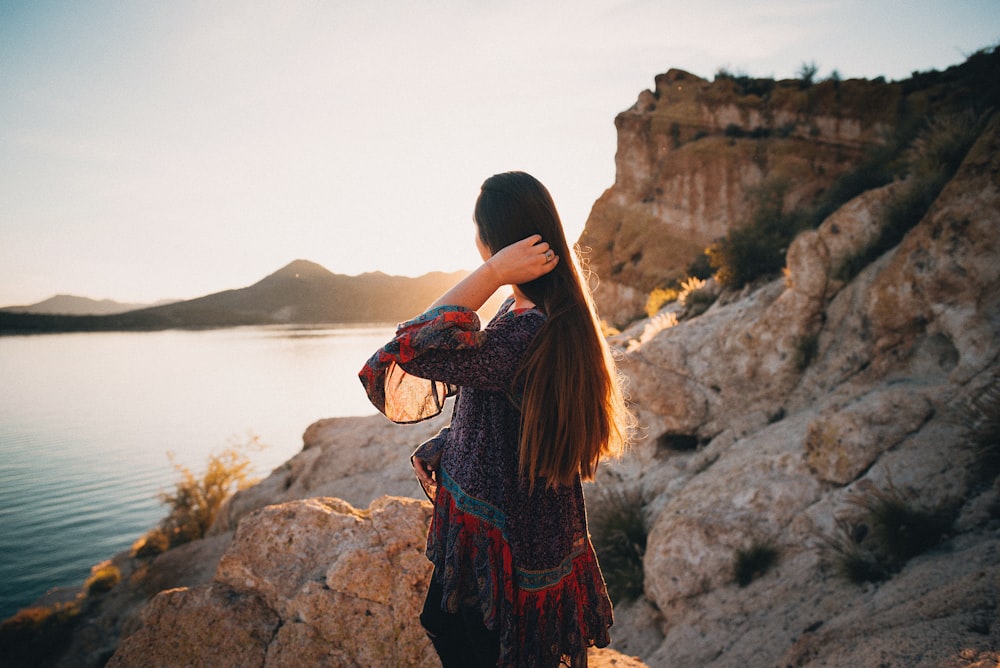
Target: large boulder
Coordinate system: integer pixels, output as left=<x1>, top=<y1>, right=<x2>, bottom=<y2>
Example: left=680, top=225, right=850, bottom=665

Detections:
left=109, top=496, right=437, bottom=668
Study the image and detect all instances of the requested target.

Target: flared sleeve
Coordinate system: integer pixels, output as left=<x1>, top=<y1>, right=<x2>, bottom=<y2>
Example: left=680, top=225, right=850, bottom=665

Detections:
left=358, top=305, right=485, bottom=423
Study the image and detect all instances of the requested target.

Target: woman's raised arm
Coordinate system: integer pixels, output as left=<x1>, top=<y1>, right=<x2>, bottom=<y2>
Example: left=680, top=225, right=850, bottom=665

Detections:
left=428, top=235, right=559, bottom=311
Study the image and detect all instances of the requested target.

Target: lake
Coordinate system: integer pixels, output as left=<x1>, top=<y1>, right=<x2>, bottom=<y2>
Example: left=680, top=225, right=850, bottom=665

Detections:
left=0, top=325, right=395, bottom=620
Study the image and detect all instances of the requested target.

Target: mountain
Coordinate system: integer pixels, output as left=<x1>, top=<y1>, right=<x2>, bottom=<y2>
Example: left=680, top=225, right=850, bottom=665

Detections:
left=0, top=260, right=475, bottom=334
left=0, top=295, right=176, bottom=316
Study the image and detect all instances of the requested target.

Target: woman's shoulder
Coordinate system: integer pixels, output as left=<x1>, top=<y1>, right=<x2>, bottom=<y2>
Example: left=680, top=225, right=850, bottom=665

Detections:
left=490, top=296, right=546, bottom=324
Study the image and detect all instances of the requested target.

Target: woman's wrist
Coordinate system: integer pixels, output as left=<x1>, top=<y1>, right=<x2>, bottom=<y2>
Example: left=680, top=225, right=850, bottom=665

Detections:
left=481, top=257, right=506, bottom=291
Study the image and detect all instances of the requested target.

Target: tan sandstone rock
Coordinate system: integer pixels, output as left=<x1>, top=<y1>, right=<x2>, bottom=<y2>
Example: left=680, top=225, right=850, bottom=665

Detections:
left=804, top=385, right=935, bottom=485
left=110, top=496, right=437, bottom=668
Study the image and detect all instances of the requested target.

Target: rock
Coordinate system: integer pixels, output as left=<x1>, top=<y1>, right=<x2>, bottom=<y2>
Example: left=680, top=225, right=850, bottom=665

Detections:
left=581, top=70, right=904, bottom=327
left=605, top=72, right=1000, bottom=667
left=105, top=584, right=278, bottom=668
left=868, top=114, right=1000, bottom=383
left=211, top=411, right=449, bottom=534
left=109, top=496, right=437, bottom=668
left=776, top=536, right=1000, bottom=668
left=643, top=413, right=823, bottom=608
left=804, top=385, right=935, bottom=485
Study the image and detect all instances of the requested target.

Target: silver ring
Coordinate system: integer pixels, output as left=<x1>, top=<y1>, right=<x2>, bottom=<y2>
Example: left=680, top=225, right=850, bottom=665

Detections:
left=545, top=250, right=553, bottom=262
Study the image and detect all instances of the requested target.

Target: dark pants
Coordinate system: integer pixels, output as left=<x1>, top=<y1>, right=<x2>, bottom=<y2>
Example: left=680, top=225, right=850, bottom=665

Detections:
left=420, top=574, right=501, bottom=668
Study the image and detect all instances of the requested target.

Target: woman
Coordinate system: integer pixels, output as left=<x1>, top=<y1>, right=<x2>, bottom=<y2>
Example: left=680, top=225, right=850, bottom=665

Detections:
left=359, top=171, right=631, bottom=667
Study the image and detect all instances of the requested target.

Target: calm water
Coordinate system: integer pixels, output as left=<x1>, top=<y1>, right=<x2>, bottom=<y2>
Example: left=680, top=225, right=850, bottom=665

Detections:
left=0, top=325, right=394, bottom=620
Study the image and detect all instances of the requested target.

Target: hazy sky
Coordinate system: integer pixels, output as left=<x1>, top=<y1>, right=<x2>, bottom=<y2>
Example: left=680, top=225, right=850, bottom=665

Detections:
left=1, top=1, right=997, bottom=305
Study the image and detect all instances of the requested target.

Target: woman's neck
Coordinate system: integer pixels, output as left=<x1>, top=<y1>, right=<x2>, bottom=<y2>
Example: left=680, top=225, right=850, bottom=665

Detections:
left=511, top=286, right=536, bottom=310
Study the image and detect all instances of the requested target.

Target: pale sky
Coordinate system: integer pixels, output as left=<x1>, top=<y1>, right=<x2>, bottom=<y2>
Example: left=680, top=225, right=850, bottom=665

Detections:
left=1, top=0, right=997, bottom=306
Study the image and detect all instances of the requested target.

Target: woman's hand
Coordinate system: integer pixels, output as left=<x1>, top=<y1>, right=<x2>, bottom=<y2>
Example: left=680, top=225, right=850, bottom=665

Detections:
left=485, top=235, right=559, bottom=286
left=427, top=235, right=559, bottom=311
left=412, top=454, right=437, bottom=488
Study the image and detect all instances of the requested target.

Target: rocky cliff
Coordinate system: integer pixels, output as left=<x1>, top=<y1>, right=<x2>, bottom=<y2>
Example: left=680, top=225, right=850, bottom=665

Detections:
left=4, top=50, right=999, bottom=668
left=600, top=108, right=999, bottom=667
left=581, top=51, right=999, bottom=326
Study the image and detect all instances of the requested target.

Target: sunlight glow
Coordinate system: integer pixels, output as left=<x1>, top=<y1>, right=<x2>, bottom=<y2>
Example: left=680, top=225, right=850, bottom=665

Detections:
left=1, top=0, right=996, bottom=305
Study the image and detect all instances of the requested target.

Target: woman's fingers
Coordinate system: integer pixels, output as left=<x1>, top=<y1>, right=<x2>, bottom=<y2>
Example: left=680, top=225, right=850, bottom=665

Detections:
left=413, top=456, right=435, bottom=485
left=489, top=235, right=559, bottom=284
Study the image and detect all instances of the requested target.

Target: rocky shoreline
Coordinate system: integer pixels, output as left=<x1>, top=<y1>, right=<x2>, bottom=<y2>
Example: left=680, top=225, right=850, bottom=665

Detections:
left=5, top=53, right=1000, bottom=667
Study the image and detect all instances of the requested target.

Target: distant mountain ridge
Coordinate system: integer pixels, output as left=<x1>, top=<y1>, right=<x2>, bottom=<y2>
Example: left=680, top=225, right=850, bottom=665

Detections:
left=0, top=260, right=475, bottom=334
left=0, top=295, right=177, bottom=316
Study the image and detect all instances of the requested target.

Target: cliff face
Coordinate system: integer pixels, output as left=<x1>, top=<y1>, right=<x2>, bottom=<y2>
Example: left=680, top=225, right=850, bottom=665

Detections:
left=602, top=111, right=999, bottom=666
left=581, top=54, right=997, bottom=326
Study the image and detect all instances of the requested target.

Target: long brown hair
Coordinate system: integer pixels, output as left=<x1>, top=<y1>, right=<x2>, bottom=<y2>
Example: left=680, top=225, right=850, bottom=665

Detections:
left=475, top=171, right=631, bottom=488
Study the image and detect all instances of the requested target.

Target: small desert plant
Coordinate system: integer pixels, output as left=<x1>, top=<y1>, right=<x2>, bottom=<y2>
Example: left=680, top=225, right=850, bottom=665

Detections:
left=733, top=540, right=780, bottom=587
left=797, top=61, right=819, bottom=87
left=793, top=333, right=820, bottom=371
left=154, top=435, right=263, bottom=549
left=684, top=289, right=717, bottom=317
left=589, top=487, right=648, bottom=604
left=677, top=276, right=705, bottom=306
left=83, top=561, right=121, bottom=596
left=679, top=276, right=717, bottom=317
left=963, top=377, right=1000, bottom=483
left=0, top=601, right=81, bottom=668
left=130, top=527, right=171, bottom=558
left=707, top=180, right=809, bottom=288
left=822, top=481, right=953, bottom=584
left=645, top=287, right=678, bottom=318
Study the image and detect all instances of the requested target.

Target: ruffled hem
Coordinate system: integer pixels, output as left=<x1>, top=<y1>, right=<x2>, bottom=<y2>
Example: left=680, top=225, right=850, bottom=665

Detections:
left=428, top=472, right=613, bottom=667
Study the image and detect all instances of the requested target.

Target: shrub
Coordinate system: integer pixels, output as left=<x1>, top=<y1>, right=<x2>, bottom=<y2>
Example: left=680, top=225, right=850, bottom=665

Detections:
left=808, top=149, right=896, bottom=229
left=131, top=527, right=171, bottom=558
left=822, top=482, right=953, bottom=584
left=687, top=252, right=714, bottom=280
left=963, top=377, right=1000, bottom=483
left=156, top=436, right=263, bottom=549
left=797, top=61, right=819, bottom=87
left=678, top=276, right=716, bottom=317
left=677, top=276, right=705, bottom=306
left=645, top=287, right=678, bottom=318
left=834, top=110, right=985, bottom=281
left=599, top=319, right=621, bottom=338
left=733, top=540, right=780, bottom=587
left=84, top=561, right=121, bottom=596
left=793, top=333, right=820, bottom=371
left=589, top=487, right=647, bottom=604
left=707, top=180, right=809, bottom=288
left=0, top=602, right=81, bottom=668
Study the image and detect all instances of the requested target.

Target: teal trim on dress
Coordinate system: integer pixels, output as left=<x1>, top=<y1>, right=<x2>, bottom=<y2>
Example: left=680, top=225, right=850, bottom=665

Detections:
left=438, top=467, right=507, bottom=532
left=438, top=467, right=581, bottom=591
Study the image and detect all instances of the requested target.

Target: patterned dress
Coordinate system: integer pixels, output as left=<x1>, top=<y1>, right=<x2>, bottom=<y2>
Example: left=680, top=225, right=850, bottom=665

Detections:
left=359, top=298, right=613, bottom=667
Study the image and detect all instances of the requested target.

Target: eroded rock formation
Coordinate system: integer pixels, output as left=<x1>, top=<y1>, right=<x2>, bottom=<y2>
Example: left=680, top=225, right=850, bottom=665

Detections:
left=599, top=108, right=1000, bottom=667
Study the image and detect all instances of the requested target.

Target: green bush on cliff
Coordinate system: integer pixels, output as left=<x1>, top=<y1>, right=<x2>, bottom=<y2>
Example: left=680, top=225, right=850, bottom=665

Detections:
left=589, top=487, right=647, bottom=604
left=835, top=110, right=987, bottom=281
left=964, top=377, right=1000, bottom=483
left=707, top=179, right=809, bottom=288
left=822, top=482, right=954, bottom=584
